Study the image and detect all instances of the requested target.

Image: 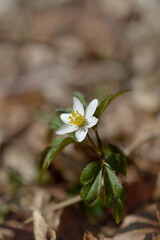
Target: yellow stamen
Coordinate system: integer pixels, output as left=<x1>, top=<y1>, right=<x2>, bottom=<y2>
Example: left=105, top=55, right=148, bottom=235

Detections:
left=68, top=111, right=84, bottom=126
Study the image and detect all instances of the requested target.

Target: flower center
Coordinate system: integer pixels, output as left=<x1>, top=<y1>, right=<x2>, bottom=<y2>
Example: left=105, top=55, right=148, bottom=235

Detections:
left=68, top=111, right=85, bottom=126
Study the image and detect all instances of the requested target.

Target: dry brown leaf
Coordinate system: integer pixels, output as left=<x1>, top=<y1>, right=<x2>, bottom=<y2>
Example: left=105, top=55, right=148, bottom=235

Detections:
left=33, top=209, right=56, bottom=240
left=83, top=231, right=98, bottom=240
left=120, top=164, right=157, bottom=213
left=113, top=208, right=160, bottom=240
left=57, top=206, right=96, bottom=240
left=95, top=205, right=160, bottom=240
left=144, top=232, right=160, bottom=240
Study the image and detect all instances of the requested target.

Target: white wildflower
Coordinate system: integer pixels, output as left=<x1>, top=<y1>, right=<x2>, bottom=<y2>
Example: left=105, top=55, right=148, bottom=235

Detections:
left=56, top=97, right=98, bottom=142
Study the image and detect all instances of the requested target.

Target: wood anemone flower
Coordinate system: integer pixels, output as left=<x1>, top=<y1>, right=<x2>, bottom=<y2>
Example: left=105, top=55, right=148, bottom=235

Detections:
left=56, top=97, right=98, bottom=142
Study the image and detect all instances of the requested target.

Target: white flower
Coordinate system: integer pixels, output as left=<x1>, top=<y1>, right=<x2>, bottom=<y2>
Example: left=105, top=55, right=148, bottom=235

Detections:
left=56, top=97, right=98, bottom=142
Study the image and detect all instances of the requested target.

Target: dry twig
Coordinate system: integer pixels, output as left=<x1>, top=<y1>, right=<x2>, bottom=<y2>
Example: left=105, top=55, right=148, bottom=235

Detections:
left=124, top=131, right=160, bottom=157
left=23, top=195, right=81, bottom=225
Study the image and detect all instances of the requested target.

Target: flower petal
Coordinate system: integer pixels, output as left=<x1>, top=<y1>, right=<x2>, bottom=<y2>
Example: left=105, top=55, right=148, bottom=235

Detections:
left=75, top=129, right=88, bottom=142
left=85, top=99, right=98, bottom=119
left=60, top=113, right=72, bottom=124
left=73, top=97, right=84, bottom=116
left=87, top=116, right=98, bottom=128
left=56, top=124, right=77, bottom=135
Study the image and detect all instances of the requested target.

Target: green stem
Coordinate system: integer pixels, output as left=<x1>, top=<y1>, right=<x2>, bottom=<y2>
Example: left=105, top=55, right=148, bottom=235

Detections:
left=94, top=127, right=104, bottom=159
left=95, top=128, right=102, bottom=150
left=87, top=133, right=97, bottom=149
left=86, top=143, right=98, bottom=155
left=87, top=133, right=101, bottom=156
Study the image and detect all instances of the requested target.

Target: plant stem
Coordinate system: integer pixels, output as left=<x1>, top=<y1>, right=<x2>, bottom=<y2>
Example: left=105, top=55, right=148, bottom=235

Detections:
left=87, top=133, right=98, bottom=150
left=94, top=128, right=102, bottom=150
left=86, top=143, right=99, bottom=155
left=93, top=127, right=105, bottom=160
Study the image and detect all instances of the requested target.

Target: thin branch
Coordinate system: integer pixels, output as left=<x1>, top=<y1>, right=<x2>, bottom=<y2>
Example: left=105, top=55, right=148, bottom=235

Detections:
left=124, top=131, right=160, bottom=157
left=44, top=195, right=81, bottom=213
left=23, top=195, right=81, bottom=225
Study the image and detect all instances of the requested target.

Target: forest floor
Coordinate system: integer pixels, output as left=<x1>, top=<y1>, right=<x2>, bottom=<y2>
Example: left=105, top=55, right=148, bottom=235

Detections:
left=0, top=0, right=160, bottom=239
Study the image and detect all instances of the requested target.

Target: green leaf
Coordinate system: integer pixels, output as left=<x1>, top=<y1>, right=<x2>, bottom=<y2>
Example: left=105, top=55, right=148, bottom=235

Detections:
left=80, top=161, right=103, bottom=184
left=74, top=92, right=88, bottom=107
left=80, top=169, right=102, bottom=203
left=113, top=199, right=125, bottom=224
left=82, top=196, right=106, bottom=218
left=103, top=144, right=123, bottom=158
left=95, top=90, right=130, bottom=118
left=39, top=137, right=75, bottom=179
left=106, top=154, right=126, bottom=176
left=104, top=165, right=126, bottom=223
left=50, top=117, right=63, bottom=130
left=103, top=143, right=131, bottom=166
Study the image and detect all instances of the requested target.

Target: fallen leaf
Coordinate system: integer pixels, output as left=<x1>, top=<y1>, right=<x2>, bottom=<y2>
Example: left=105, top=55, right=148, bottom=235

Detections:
left=114, top=207, right=160, bottom=240
left=120, top=165, right=157, bottom=212
left=144, top=232, right=160, bottom=240
left=33, top=209, right=56, bottom=240
left=57, top=206, right=96, bottom=240
left=83, top=231, right=98, bottom=240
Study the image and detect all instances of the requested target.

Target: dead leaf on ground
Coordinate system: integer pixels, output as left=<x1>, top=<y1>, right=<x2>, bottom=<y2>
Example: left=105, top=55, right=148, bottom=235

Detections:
left=33, top=209, right=56, bottom=240
left=120, top=164, right=158, bottom=212
left=83, top=231, right=98, bottom=240
left=86, top=204, right=160, bottom=240
left=144, top=232, right=160, bottom=240
left=113, top=206, right=160, bottom=240
left=57, top=206, right=97, bottom=240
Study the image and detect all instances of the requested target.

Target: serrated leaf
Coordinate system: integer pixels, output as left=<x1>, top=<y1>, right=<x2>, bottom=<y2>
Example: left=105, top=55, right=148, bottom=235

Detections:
left=80, top=161, right=103, bottom=184
left=104, top=165, right=126, bottom=223
left=74, top=92, right=88, bottom=108
left=113, top=199, right=125, bottom=224
left=80, top=169, right=102, bottom=203
left=39, top=137, right=75, bottom=179
left=50, top=117, right=63, bottom=130
left=106, top=154, right=126, bottom=176
left=95, top=90, right=130, bottom=118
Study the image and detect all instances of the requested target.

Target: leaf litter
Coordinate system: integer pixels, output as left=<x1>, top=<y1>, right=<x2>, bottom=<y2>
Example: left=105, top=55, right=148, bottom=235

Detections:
left=0, top=0, right=160, bottom=239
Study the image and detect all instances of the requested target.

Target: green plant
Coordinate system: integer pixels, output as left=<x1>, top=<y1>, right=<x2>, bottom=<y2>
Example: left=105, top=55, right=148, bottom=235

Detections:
left=40, top=90, right=130, bottom=223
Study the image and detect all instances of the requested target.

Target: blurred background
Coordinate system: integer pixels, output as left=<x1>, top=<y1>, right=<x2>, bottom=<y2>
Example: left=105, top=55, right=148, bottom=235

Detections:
left=0, top=0, right=160, bottom=239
